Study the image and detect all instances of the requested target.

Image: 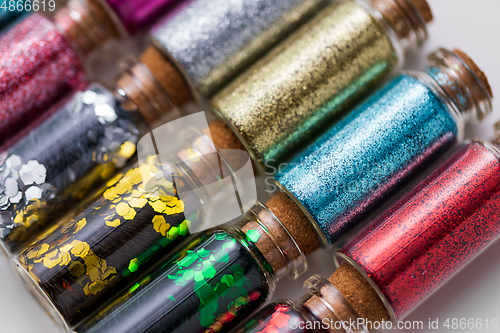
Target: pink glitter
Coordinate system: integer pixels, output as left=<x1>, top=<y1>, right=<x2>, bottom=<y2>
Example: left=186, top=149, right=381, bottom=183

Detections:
left=341, top=141, right=500, bottom=319
left=0, top=13, right=87, bottom=149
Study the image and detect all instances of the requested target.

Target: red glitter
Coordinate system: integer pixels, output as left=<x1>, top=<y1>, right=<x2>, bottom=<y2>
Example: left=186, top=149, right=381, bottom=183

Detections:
left=341, top=141, right=500, bottom=319
left=0, top=13, right=87, bottom=149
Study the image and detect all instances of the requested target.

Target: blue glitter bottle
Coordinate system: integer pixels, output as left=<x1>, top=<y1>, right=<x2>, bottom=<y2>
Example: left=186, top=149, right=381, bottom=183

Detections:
left=275, top=48, right=493, bottom=245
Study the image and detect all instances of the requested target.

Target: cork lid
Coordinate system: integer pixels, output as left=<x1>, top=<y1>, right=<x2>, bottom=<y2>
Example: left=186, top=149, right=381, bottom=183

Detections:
left=453, top=49, right=492, bottom=98
left=53, top=0, right=122, bottom=55
left=409, top=0, right=433, bottom=23
left=266, top=192, right=321, bottom=256
left=140, top=46, right=194, bottom=107
left=372, top=0, right=432, bottom=48
left=116, top=46, right=194, bottom=125
left=328, top=263, right=390, bottom=323
left=428, top=48, right=493, bottom=121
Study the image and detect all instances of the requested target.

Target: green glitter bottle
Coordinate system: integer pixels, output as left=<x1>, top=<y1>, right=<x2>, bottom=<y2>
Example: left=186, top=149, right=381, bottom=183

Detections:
left=76, top=194, right=322, bottom=333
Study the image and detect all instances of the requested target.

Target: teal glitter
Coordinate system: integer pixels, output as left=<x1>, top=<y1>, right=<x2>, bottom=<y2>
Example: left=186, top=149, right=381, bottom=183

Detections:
left=0, top=7, right=26, bottom=33
left=276, top=74, right=459, bottom=244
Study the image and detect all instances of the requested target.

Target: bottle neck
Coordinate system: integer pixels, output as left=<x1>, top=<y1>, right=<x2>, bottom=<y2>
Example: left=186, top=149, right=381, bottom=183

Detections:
left=239, top=202, right=307, bottom=281
left=298, top=276, right=368, bottom=333
left=422, top=48, right=492, bottom=122
left=359, top=0, right=429, bottom=52
left=114, top=57, right=174, bottom=127
left=53, top=0, right=124, bottom=56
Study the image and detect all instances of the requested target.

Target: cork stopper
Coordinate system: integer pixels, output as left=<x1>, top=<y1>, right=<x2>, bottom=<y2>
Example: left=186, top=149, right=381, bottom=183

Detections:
left=409, top=0, right=432, bottom=22
left=453, top=49, right=492, bottom=98
left=427, top=48, right=493, bottom=121
left=140, top=46, right=194, bottom=107
left=204, top=120, right=246, bottom=151
left=328, top=263, right=389, bottom=322
left=240, top=193, right=319, bottom=279
left=301, top=276, right=368, bottom=333
left=372, top=0, right=432, bottom=49
left=53, top=0, right=121, bottom=55
left=115, top=46, right=194, bottom=125
left=266, top=192, right=321, bottom=256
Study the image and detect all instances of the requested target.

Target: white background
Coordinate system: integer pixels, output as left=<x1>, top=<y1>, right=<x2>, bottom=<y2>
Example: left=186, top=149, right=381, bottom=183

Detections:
left=2, top=1, right=500, bottom=332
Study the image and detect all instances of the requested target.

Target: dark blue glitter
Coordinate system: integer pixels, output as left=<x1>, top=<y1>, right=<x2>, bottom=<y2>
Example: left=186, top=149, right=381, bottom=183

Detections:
left=276, top=74, right=459, bottom=244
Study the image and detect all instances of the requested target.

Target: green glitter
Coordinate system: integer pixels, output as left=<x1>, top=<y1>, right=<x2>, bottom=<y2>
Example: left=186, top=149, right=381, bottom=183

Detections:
left=129, top=283, right=140, bottom=293
left=80, top=231, right=270, bottom=331
left=128, top=259, right=139, bottom=273
left=197, top=248, right=210, bottom=257
left=246, top=229, right=261, bottom=242
left=167, top=226, right=180, bottom=239
left=221, top=274, right=235, bottom=287
left=179, top=220, right=190, bottom=236
left=202, top=261, right=216, bottom=279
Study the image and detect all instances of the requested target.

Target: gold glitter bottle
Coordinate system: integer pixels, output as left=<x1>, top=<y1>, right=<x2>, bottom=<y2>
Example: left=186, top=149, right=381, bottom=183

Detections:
left=211, top=0, right=433, bottom=172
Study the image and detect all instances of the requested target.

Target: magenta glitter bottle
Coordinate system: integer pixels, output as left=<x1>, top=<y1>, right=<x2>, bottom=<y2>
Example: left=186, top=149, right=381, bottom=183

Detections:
left=0, top=0, right=186, bottom=150
left=105, top=0, right=185, bottom=34
left=336, top=121, right=500, bottom=322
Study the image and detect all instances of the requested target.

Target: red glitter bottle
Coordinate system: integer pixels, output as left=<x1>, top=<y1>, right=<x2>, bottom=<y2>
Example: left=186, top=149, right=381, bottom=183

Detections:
left=337, top=124, right=500, bottom=321
left=233, top=276, right=367, bottom=333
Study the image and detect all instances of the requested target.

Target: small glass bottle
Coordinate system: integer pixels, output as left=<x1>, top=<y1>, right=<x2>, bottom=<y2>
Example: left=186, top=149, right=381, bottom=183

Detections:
left=11, top=119, right=321, bottom=331
left=150, top=0, right=329, bottom=98
left=209, top=0, right=432, bottom=172
left=73, top=200, right=318, bottom=333
left=275, top=48, right=492, bottom=246
left=233, top=276, right=367, bottom=333
left=12, top=153, right=192, bottom=330
left=0, top=0, right=327, bottom=152
left=336, top=122, right=500, bottom=322
left=0, top=0, right=127, bottom=150
left=0, top=59, right=178, bottom=256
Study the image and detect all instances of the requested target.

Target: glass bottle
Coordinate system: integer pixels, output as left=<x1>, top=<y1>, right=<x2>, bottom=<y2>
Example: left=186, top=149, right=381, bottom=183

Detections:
left=233, top=276, right=367, bottom=333
left=337, top=123, right=500, bottom=321
left=0, top=60, right=174, bottom=256
left=74, top=201, right=313, bottom=333
left=275, top=48, right=492, bottom=246
left=210, top=0, right=432, bottom=173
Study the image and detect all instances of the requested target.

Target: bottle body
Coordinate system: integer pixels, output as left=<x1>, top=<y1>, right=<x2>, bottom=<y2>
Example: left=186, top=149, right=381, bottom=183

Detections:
left=234, top=276, right=367, bottom=333
left=276, top=72, right=461, bottom=245
left=338, top=140, right=500, bottom=320
left=211, top=0, right=403, bottom=170
left=151, top=0, right=329, bottom=98
left=77, top=227, right=273, bottom=333
left=235, top=301, right=317, bottom=333
left=104, top=0, right=184, bottom=34
left=13, top=154, right=191, bottom=329
left=0, top=84, right=143, bottom=255
left=0, top=12, right=88, bottom=150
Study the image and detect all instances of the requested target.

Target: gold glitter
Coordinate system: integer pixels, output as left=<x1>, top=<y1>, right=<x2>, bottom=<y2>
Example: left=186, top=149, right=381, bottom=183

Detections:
left=152, top=215, right=171, bottom=236
left=106, top=219, right=121, bottom=227
left=212, top=0, right=398, bottom=166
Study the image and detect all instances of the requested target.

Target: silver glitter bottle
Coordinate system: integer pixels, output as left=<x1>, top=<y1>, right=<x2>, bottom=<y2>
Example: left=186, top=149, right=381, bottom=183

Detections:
left=150, top=0, right=329, bottom=98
